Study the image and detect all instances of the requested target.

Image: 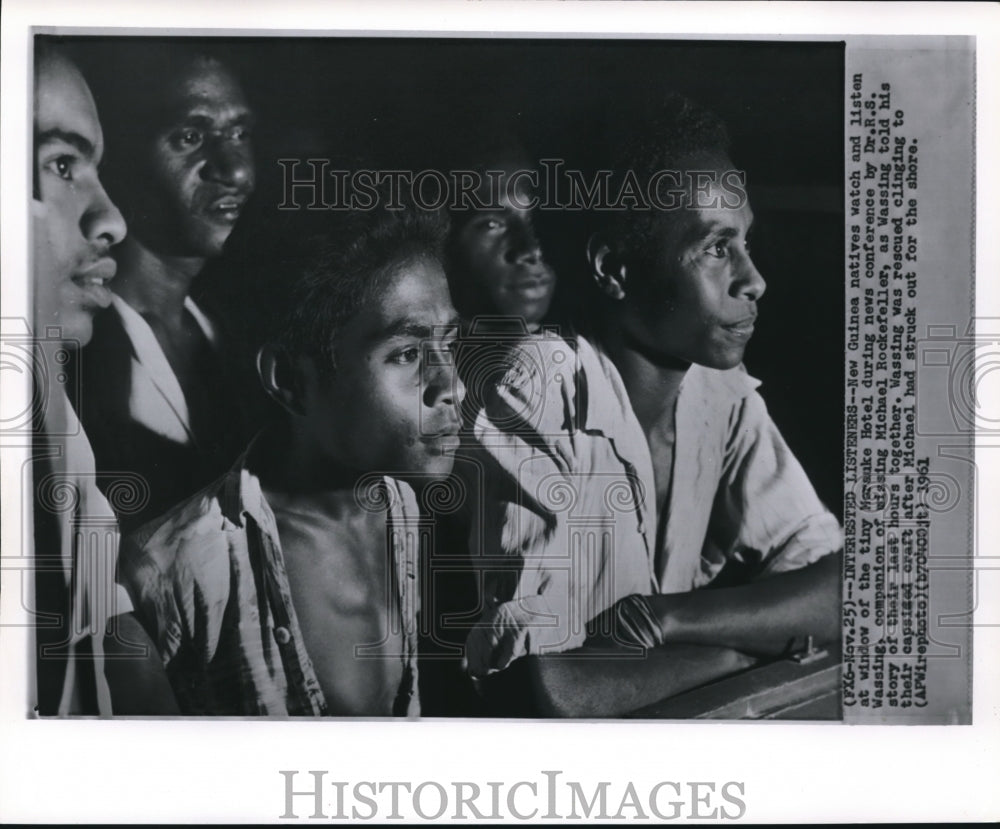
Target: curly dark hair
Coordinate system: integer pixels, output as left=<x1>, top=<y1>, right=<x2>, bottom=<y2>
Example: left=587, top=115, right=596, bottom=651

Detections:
left=234, top=191, right=449, bottom=374
left=597, top=92, right=733, bottom=264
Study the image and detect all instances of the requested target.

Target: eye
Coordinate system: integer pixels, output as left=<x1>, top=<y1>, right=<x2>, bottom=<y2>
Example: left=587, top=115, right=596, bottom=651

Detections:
left=170, top=128, right=204, bottom=150
left=228, top=125, right=252, bottom=143
left=45, top=155, right=76, bottom=181
left=389, top=346, right=421, bottom=366
left=706, top=240, right=730, bottom=259
left=476, top=217, right=505, bottom=232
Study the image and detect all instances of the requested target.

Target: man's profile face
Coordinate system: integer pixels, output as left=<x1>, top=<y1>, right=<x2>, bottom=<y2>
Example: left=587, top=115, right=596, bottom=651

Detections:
left=33, top=52, right=126, bottom=346
left=623, top=157, right=766, bottom=370
left=299, top=256, right=465, bottom=482
left=123, top=58, right=255, bottom=259
left=452, top=170, right=555, bottom=327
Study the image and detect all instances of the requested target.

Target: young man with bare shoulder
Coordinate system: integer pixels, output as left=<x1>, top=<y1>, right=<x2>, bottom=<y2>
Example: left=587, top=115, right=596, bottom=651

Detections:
left=463, top=95, right=842, bottom=716
left=118, top=202, right=464, bottom=715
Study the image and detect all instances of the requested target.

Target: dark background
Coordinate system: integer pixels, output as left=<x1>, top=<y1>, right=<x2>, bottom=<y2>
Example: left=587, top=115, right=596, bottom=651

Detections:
left=60, top=35, right=845, bottom=518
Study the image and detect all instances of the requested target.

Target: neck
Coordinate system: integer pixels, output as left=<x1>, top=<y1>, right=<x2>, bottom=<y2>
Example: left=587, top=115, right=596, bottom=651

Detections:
left=253, top=422, right=363, bottom=512
left=600, top=321, right=689, bottom=437
left=112, top=237, right=206, bottom=324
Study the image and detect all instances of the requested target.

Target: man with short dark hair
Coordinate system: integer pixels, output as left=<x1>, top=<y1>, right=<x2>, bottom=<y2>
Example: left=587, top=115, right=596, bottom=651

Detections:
left=118, top=201, right=465, bottom=716
left=32, top=42, right=176, bottom=715
left=446, top=148, right=557, bottom=333
left=419, top=138, right=561, bottom=716
left=72, top=45, right=257, bottom=531
left=463, top=95, right=842, bottom=716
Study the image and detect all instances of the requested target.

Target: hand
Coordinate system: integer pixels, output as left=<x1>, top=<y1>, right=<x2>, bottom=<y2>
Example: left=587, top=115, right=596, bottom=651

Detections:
left=462, top=603, right=531, bottom=678
left=585, top=593, right=666, bottom=649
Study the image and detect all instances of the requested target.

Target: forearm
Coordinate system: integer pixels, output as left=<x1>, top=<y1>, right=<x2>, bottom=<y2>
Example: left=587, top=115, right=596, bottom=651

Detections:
left=525, top=643, right=757, bottom=718
left=649, top=551, right=842, bottom=658
left=103, top=612, right=179, bottom=715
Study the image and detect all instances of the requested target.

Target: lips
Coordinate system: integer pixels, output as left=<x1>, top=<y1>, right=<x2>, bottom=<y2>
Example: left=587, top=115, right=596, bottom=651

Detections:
left=72, top=258, right=117, bottom=308
left=206, top=192, right=249, bottom=223
left=721, top=315, right=757, bottom=339
left=510, top=266, right=555, bottom=298
left=419, top=427, right=461, bottom=455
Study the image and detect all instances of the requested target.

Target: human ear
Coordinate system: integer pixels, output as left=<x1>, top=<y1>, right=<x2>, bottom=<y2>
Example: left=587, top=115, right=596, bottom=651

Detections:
left=256, top=344, right=307, bottom=417
left=586, top=234, right=627, bottom=301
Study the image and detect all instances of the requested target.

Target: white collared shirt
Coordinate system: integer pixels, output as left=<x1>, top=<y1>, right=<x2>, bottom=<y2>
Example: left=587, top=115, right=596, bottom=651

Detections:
left=110, top=294, right=218, bottom=446
left=37, top=381, right=133, bottom=715
left=461, top=332, right=842, bottom=673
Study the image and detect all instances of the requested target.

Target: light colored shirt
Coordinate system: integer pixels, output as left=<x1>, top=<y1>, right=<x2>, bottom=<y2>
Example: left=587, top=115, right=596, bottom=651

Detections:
left=118, top=448, right=421, bottom=716
left=34, top=380, right=133, bottom=715
left=76, top=293, right=247, bottom=534
left=462, top=333, right=842, bottom=674
left=110, top=293, right=217, bottom=446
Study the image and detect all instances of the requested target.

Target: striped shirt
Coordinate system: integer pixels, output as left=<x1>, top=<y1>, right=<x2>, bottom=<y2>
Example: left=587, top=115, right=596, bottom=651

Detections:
left=119, top=448, right=421, bottom=716
left=461, top=333, right=842, bottom=674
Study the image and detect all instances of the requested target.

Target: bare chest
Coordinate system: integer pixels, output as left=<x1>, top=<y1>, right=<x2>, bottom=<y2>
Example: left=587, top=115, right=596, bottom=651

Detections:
left=647, top=423, right=677, bottom=552
left=274, top=506, right=406, bottom=716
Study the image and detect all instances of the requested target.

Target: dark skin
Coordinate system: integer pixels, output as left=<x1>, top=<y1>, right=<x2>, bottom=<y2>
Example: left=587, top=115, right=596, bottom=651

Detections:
left=517, top=551, right=841, bottom=718
left=109, top=58, right=255, bottom=438
left=526, top=645, right=758, bottom=718
left=112, top=230, right=215, bottom=412
left=109, top=242, right=233, bottom=467
left=493, top=167, right=841, bottom=716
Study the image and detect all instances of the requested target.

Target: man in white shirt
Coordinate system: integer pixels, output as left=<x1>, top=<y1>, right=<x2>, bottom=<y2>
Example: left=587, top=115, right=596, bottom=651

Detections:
left=32, top=42, right=176, bottom=715
left=463, top=94, right=843, bottom=716
left=71, top=44, right=257, bottom=532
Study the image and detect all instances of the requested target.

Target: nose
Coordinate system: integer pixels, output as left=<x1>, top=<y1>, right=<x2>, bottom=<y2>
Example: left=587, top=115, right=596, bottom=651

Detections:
left=82, top=181, right=126, bottom=248
left=504, top=216, right=542, bottom=266
left=732, top=249, right=766, bottom=302
left=423, top=344, right=466, bottom=410
left=201, top=137, right=255, bottom=189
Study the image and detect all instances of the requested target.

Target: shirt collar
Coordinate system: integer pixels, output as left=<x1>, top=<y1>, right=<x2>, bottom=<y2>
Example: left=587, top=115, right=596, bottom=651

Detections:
left=217, top=436, right=416, bottom=536
left=111, top=293, right=216, bottom=352
left=220, top=433, right=270, bottom=530
left=577, top=335, right=762, bottom=437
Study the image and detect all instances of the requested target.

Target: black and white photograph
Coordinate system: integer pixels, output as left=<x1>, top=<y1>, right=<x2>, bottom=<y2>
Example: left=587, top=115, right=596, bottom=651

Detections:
left=1, top=1, right=997, bottom=824
left=27, top=32, right=848, bottom=720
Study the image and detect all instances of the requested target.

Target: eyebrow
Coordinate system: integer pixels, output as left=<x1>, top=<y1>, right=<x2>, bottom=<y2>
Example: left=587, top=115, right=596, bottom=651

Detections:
left=686, top=214, right=755, bottom=245
left=35, top=128, right=96, bottom=160
left=373, top=316, right=461, bottom=343
left=167, top=110, right=257, bottom=130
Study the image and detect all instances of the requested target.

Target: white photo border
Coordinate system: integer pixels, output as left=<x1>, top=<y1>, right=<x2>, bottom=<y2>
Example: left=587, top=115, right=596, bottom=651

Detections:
left=2, top=1, right=998, bottom=823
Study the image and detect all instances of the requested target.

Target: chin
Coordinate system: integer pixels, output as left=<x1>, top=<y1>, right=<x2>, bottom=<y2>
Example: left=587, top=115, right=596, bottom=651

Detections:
left=54, top=314, right=95, bottom=349
left=419, top=457, right=457, bottom=481
left=713, top=355, right=746, bottom=371
left=184, top=223, right=233, bottom=259
left=385, top=449, right=454, bottom=485
left=698, top=348, right=747, bottom=371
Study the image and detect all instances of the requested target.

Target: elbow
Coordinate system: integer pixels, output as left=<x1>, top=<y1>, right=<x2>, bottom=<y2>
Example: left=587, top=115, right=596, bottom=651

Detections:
left=526, top=655, right=621, bottom=718
left=526, top=656, right=577, bottom=718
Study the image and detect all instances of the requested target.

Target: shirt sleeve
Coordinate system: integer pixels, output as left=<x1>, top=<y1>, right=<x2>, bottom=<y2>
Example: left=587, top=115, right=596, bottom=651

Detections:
left=464, top=336, right=650, bottom=673
left=117, top=505, right=231, bottom=669
left=117, top=535, right=184, bottom=667
left=714, top=390, right=843, bottom=577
